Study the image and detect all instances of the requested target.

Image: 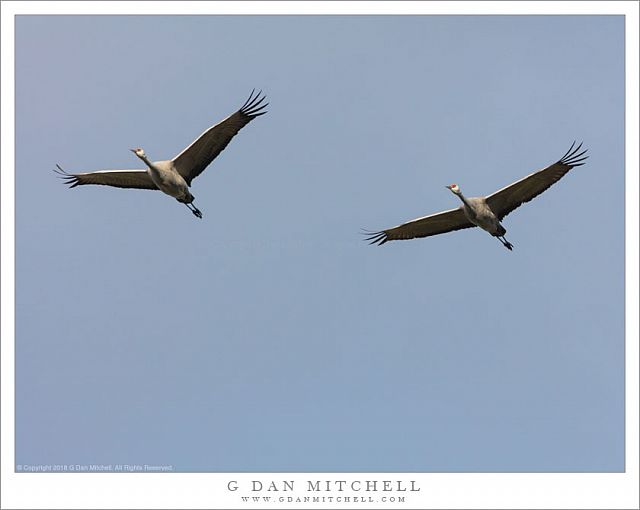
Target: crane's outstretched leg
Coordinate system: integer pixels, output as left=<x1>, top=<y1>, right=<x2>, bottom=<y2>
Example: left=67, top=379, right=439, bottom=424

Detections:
left=184, top=202, right=203, bottom=219
left=497, top=236, right=513, bottom=251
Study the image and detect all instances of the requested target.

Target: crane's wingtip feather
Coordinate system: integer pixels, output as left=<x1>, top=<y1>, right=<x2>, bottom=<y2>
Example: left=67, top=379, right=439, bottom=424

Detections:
left=560, top=141, right=577, bottom=161
left=53, top=165, right=81, bottom=188
left=558, top=142, right=588, bottom=166
left=53, top=164, right=69, bottom=176
left=250, top=95, right=267, bottom=109
left=240, top=90, right=268, bottom=115
left=240, top=90, right=268, bottom=118
left=241, top=89, right=257, bottom=109
left=362, top=230, right=389, bottom=245
left=572, top=148, right=588, bottom=159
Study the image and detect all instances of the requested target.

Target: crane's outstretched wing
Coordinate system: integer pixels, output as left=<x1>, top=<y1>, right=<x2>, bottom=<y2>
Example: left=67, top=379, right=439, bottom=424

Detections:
left=54, top=165, right=157, bottom=190
left=364, top=207, right=474, bottom=245
left=172, top=90, right=268, bottom=186
left=486, top=142, right=588, bottom=221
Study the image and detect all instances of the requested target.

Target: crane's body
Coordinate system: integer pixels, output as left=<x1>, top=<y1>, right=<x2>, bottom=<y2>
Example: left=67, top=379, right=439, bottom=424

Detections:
left=447, top=185, right=513, bottom=250
left=365, top=142, right=588, bottom=250
left=131, top=150, right=201, bottom=217
left=145, top=159, right=190, bottom=199
left=55, top=90, right=268, bottom=219
left=458, top=197, right=502, bottom=234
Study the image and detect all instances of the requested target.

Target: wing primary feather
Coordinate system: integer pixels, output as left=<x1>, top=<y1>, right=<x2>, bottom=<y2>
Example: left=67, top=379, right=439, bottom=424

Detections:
left=566, top=156, right=588, bottom=166
left=562, top=149, right=588, bottom=166
left=246, top=109, right=268, bottom=118
left=559, top=140, right=577, bottom=161
left=363, top=231, right=388, bottom=245
left=244, top=97, right=267, bottom=113
left=242, top=97, right=269, bottom=117
left=570, top=148, right=588, bottom=160
left=53, top=164, right=81, bottom=188
left=569, top=141, right=582, bottom=154
left=240, top=92, right=268, bottom=117
left=54, top=164, right=70, bottom=176
left=561, top=142, right=585, bottom=164
left=241, top=90, right=266, bottom=114
left=247, top=95, right=266, bottom=110
left=241, top=89, right=256, bottom=109
left=569, top=145, right=582, bottom=159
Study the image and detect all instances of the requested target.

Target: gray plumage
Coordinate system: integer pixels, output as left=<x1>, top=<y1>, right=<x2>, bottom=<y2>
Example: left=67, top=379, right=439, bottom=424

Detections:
left=364, top=142, right=588, bottom=250
left=55, top=90, right=268, bottom=218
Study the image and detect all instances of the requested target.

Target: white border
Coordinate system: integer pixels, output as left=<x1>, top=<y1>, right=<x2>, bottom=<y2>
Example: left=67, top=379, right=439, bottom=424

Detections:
left=2, top=2, right=638, bottom=509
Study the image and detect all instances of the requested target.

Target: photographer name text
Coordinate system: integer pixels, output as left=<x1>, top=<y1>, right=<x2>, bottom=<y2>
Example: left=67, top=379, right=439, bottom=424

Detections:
left=227, top=480, right=420, bottom=492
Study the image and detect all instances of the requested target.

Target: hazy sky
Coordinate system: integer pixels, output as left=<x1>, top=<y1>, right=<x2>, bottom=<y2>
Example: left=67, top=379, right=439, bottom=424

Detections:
left=15, top=15, right=624, bottom=472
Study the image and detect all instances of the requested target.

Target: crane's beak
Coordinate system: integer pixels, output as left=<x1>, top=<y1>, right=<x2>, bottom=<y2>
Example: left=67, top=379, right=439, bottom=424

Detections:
left=129, top=149, right=136, bottom=153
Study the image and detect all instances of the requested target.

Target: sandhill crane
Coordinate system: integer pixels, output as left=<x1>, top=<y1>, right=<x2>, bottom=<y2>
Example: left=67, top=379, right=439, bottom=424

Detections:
left=364, top=142, right=588, bottom=250
left=55, top=90, right=268, bottom=218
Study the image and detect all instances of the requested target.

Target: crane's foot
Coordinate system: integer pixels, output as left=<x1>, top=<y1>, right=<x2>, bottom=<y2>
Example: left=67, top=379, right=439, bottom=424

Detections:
left=185, top=203, right=203, bottom=218
left=498, top=236, right=514, bottom=251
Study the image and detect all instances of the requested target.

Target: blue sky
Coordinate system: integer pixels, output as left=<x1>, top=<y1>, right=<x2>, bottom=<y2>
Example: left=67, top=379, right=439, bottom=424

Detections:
left=15, top=15, right=624, bottom=472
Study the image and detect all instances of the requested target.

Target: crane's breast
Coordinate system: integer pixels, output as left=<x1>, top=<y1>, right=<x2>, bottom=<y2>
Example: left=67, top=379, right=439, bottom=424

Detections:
left=463, top=198, right=501, bottom=234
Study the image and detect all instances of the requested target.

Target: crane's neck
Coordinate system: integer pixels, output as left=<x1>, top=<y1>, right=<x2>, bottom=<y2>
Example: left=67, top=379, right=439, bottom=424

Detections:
left=455, top=191, right=471, bottom=208
left=138, top=154, right=153, bottom=169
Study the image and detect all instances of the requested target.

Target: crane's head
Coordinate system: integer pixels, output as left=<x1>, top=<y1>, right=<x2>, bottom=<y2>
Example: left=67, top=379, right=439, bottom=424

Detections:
left=130, top=147, right=146, bottom=158
left=446, top=183, right=461, bottom=195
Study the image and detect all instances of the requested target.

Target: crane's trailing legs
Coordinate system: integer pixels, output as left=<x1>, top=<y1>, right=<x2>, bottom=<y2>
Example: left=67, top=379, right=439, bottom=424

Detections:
left=184, top=202, right=202, bottom=218
left=496, top=235, right=514, bottom=251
